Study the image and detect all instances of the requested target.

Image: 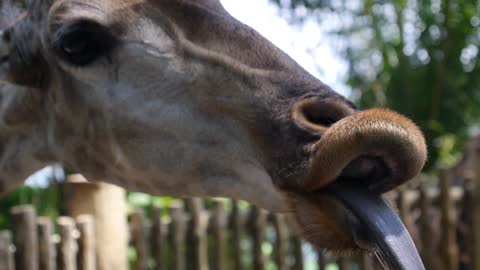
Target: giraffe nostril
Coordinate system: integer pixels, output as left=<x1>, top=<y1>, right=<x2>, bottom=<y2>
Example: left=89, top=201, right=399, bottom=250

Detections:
left=292, top=96, right=356, bottom=134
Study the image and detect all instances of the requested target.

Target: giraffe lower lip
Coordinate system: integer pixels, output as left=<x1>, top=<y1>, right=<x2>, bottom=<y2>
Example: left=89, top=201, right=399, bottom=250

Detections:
left=328, top=182, right=425, bottom=270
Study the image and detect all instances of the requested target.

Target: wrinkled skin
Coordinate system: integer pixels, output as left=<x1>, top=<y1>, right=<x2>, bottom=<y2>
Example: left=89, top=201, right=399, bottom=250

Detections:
left=0, top=0, right=427, bottom=252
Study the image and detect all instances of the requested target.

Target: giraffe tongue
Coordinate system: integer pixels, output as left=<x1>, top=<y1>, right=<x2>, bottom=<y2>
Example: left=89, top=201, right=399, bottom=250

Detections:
left=330, top=182, right=425, bottom=270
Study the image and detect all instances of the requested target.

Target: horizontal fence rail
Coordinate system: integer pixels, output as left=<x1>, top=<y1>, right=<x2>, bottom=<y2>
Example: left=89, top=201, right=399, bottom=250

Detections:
left=0, top=174, right=479, bottom=270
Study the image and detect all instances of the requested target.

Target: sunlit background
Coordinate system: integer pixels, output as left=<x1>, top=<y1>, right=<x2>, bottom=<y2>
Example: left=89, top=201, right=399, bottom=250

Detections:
left=221, top=0, right=350, bottom=97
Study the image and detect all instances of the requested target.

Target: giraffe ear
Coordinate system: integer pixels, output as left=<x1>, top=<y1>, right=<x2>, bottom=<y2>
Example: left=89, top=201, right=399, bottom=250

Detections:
left=0, top=82, right=43, bottom=129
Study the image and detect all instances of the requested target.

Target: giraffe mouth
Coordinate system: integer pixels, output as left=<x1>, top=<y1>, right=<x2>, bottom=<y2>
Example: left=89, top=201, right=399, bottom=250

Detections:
left=295, top=109, right=427, bottom=269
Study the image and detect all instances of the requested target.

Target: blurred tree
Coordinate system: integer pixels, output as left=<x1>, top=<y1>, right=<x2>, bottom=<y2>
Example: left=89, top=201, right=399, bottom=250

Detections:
left=271, top=0, right=480, bottom=169
left=0, top=185, right=61, bottom=229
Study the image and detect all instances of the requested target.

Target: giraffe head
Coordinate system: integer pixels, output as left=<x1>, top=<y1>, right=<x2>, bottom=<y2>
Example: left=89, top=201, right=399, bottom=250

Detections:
left=0, top=1, right=426, bottom=266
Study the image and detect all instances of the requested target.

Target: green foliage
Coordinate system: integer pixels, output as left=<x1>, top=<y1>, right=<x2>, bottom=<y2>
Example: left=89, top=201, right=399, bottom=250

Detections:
left=0, top=185, right=61, bottom=229
left=271, top=0, right=480, bottom=169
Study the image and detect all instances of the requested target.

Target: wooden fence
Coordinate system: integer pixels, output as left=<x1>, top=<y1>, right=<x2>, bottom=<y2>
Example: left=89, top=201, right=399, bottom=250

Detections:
left=2, top=153, right=480, bottom=270
left=0, top=200, right=367, bottom=270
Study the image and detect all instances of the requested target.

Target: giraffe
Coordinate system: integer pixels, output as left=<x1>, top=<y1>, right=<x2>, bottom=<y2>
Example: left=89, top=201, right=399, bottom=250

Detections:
left=0, top=1, right=427, bottom=268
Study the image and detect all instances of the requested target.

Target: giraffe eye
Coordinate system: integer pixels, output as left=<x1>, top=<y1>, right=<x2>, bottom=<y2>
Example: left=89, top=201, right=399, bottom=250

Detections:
left=53, top=20, right=116, bottom=66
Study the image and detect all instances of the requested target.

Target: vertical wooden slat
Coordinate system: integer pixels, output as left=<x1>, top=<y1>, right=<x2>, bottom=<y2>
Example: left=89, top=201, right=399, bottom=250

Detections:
left=473, top=149, right=480, bottom=270
left=187, top=198, right=209, bottom=270
left=292, top=237, right=303, bottom=270
left=418, top=180, right=433, bottom=270
left=272, top=214, right=288, bottom=270
left=0, top=231, right=15, bottom=270
left=400, top=188, right=423, bottom=250
left=152, top=207, right=167, bottom=270
left=11, top=205, right=39, bottom=270
left=250, top=206, right=267, bottom=270
left=396, top=188, right=416, bottom=242
left=397, top=189, right=408, bottom=221
left=337, top=257, right=348, bottom=270
left=211, top=201, right=227, bottom=270
left=37, top=218, right=56, bottom=270
left=131, top=208, right=150, bottom=270
left=360, top=254, right=374, bottom=270
left=316, top=250, right=326, bottom=270
left=230, top=200, right=243, bottom=270
left=439, top=169, right=458, bottom=270
left=465, top=176, right=475, bottom=270
left=76, top=215, right=96, bottom=270
left=57, top=217, right=78, bottom=270
left=170, top=201, right=186, bottom=270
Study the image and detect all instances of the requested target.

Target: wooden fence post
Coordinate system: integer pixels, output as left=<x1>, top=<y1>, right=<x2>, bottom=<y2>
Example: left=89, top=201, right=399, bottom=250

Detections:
left=187, top=198, right=209, bottom=270
left=57, top=217, right=78, bottom=270
left=76, top=215, right=96, bottom=270
left=37, top=217, right=56, bottom=270
left=151, top=207, right=167, bottom=270
left=292, top=236, right=303, bottom=270
left=63, top=176, right=128, bottom=270
left=473, top=148, right=480, bottom=270
left=250, top=206, right=267, bottom=270
left=131, top=209, right=150, bottom=270
left=11, top=205, right=39, bottom=270
left=272, top=214, right=288, bottom=270
left=211, top=201, right=227, bottom=270
left=337, top=258, right=348, bottom=270
left=439, top=168, right=458, bottom=270
left=465, top=176, right=475, bottom=270
left=360, top=254, right=374, bottom=270
left=317, top=250, right=326, bottom=270
left=396, top=188, right=417, bottom=243
left=418, top=179, right=433, bottom=269
left=230, top=200, right=243, bottom=270
left=170, top=201, right=186, bottom=270
left=0, top=231, right=15, bottom=270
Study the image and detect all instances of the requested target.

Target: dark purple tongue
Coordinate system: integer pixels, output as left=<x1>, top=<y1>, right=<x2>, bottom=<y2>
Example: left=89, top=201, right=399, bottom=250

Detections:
left=331, top=182, right=425, bottom=270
